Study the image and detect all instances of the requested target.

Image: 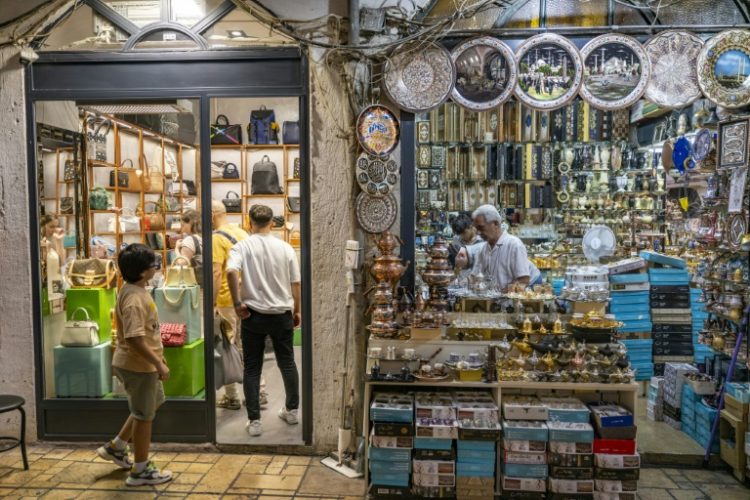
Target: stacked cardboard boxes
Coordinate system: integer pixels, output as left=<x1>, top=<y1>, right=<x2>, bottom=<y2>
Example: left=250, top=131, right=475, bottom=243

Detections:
left=501, top=396, right=549, bottom=497
left=680, top=383, right=702, bottom=438
left=369, top=392, right=414, bottom=493
left=661, top=363, right=699, bottom=430
left=694, top=399, right=720, bottom=453
left=720, top=387, right=749, bottom=480
left=455, top=392, right=500, bottom=500
left=646, top=376, right=663, bottom=422
left=589, top=402, right=639, bottom=500
left=414, top=393, right=457, bottom=498
left=690, top=288, right=712, bottom=366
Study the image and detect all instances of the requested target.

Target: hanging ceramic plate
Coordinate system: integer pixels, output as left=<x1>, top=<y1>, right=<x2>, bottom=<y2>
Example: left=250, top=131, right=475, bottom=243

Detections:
left=672, top=136, right=692, bottom=174
left=726, top=213, right=747, bottom=250
left=356, top=192, right=398, bottom=234
left=693, top=128, right=712, bottom=162
left=698, top=29, right=750, bottom=109
left=383, top=41, right=455, bottom=113
left=450, top=37, right=517, bottom=111
left=579, top=34, right=650, bottom=111
left=356, top=152, right=399, bottom=197
left=514, top=33, right=584, bottom=111
left=356, top=104, right=400, bottom=157
left=644, top=30, right=704, bottom=109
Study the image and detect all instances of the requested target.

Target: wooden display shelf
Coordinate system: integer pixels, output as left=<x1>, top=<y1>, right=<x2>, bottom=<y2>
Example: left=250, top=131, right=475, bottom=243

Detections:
left=210, top=144, right=244, bottom=149
left=211, top=178, right=244, bottom=183
left=244, top=194, right=284, bottom=198
left=95, top=232, right=143, bottom=236
left=87, top=159, right=118, bottom=168
left=90, top=210, right=118, bottom=214
left=246, top=144, right=286, bottom=149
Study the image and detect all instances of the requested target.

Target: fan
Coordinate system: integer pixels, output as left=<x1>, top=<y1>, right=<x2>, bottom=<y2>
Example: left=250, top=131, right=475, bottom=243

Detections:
left=582, top=225, right=616, bottom=263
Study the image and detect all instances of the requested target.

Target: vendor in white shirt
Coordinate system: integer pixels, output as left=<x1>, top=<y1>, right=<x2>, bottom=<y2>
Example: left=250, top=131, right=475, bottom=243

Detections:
left=455, top=204, right=541, bottom=291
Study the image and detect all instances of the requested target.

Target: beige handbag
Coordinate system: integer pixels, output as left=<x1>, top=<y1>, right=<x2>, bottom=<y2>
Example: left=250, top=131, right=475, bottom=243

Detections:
left=65, top=258, right=117, bottom=288
left=140, top=155, right=164, bottom=193
left=165, top=256, right=197, bottom=287
left=138, top=200, right=165, bottom=231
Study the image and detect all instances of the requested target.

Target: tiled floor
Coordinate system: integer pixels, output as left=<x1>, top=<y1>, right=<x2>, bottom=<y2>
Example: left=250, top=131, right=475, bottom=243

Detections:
left=0, top=445, right=748, bottom=499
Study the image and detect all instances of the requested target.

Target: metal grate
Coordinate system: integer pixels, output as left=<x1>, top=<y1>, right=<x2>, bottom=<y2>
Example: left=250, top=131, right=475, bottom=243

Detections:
left=79, top=103, right=189, bottom=114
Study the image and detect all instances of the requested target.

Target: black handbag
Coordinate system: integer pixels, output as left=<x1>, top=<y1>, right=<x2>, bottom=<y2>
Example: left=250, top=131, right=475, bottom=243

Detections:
left=222, top=191, right=242, bottom=213
left=287, top=197, right=301, bottom=213
left=210, top=114, right=243, bottom=145
left=250, top=155, right=283, bottom=194
left=282, top=121, right=300, bottom=144
left=272, top=216, right=285, bottom=228
left=109, top=170, right=129, bottom=188
left=222, top=162, right=240, bottom=179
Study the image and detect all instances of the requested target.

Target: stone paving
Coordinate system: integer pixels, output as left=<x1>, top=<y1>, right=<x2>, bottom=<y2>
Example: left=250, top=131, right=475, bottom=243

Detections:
left=0, top=445, right=749, bottom=498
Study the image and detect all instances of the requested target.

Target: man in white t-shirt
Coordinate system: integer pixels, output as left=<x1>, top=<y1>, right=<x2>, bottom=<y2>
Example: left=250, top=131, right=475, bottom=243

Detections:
left=226, top=204, right=301, bottom=437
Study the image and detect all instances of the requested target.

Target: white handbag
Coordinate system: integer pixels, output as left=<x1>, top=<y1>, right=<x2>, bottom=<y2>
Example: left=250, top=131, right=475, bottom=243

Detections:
left=61, top=307, right=100, bottom=347
left=107, top=207, right=141, bottom=233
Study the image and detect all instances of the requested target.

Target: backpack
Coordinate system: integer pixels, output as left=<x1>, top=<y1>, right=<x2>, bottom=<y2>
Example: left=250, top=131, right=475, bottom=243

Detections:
left=248, top=105, right=277, bottom=144
left=189, top=235, right=204, bottom=287
left=251, top=155, right=283, bottom=194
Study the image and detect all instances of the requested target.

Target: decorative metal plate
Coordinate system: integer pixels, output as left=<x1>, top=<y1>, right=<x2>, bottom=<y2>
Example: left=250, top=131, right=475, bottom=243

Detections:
left=718, top=117, right=750, bottom=169
left=726, top=213, right=747, bottom=250
left=644, top=30, right=704, bottom=109
left=693, top=128, right=712, bottom=162
left=672, top=136, right=692, bottom=174
left=356, top=152, right=399, bottom=197
left=661, top=141, right=674, bottom=171
left=356, top=104, right=400, bottom=157
left=514, top=34, right=584, bottom=111
left=383, top=41, right=455, bottom=113
left=579, top=34, right=650, bottom=111
left=698, top=29, right=750, bottom=109
left=450, top=37, right=517, bottom=111
left=355, top=192, right=398, bottom=234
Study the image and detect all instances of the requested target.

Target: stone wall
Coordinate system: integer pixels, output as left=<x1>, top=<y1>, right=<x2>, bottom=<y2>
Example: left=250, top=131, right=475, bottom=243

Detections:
left=0, top=45, right=37, bottom=439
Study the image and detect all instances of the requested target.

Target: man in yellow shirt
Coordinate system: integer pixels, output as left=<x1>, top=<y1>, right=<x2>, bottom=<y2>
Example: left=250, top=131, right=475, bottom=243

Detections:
left=211, top=201, right=250, bottom=410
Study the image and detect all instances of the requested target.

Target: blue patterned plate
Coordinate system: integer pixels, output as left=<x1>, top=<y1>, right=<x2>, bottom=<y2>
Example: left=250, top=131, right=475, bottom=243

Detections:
left=672, top=136, right=692, bottom=174
left=693, top=128, right=712, bottom=162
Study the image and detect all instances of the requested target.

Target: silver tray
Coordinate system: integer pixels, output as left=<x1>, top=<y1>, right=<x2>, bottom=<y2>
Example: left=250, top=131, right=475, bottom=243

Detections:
left=383, top=41, right=455, bottom=113
left=644, top=30, right=704, bottom=109
left=514, top=33, right=583, bottom=111
left=698, top=29, right=750, bottom=109
left=356, top=152, right=399, bottom=197
left=450, top=37, right=517, bottom=111
left=355, top=191, right=397, bottom=234
left=579, top=34, right=650, bottom=111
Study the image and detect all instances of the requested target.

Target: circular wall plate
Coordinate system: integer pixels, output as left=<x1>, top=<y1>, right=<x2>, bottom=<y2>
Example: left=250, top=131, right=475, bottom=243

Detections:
left=579, top=34, right=650, bottom=111
left=514, top=33, right=584, bottom=111
left=693, top=128, right=712, bottom=162
left=356, top=192, right=398, bottom=234
left=356, top=104, right=400, bottom=157
left=698, top=29, right=750, bottom=109
left=356, top=152, right=399, bottom=197
left=450, top=37, right=517, bottom=111
left=726, top=213, right=747, bottom=250
left=661, top=141, right=674, bottom=171
left=644, top=30, right=704, bottom=109
left=383, top=41, right=455, bottom=113
left=672, top=136, right=692, bottom=174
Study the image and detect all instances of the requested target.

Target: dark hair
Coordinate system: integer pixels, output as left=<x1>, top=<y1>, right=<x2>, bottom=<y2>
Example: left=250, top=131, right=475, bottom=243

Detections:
left=249, top=204, right=273, bottom=227
left=180, top=209, right=201, bottom=233
left=118, top=243, right=156, bottom=283
left=450, top=212, right=473, bottom=235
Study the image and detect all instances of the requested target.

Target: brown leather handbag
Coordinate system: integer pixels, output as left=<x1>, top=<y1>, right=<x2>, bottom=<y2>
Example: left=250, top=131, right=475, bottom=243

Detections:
left=138, top=200, right=165, bottom=231
left=140, top=155, right=164, bottom=193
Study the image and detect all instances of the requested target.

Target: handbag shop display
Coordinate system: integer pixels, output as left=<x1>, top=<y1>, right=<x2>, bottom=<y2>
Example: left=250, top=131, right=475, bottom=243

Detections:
left=42, top=110, right=207, bottom=400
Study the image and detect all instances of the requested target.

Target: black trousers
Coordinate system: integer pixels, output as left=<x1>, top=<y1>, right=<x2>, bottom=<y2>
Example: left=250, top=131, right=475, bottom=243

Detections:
left=241, top=309, right=299, bottom=421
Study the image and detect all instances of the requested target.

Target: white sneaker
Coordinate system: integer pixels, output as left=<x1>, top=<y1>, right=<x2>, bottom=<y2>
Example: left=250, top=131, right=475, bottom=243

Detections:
left=246, top=420, right=262, bottom=436
left=278, top=407, right=299, bottom=425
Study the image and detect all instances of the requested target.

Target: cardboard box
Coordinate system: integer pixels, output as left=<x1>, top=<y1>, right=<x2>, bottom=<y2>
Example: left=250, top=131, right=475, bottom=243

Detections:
left=455, top=401, right=499, bottom=423
left=593, top=439, right=636, bottom=455
left=456, top=449, right=495, bottom=463
left=548, top=478, right=595, bottom=494
left=594, top=468, right=640, bottom=481
left=456, top=476, right=494, bottom=488
left=501, top=463, right=549, bottom=479
left=596, top=425, right=638, bottom=440
left=416, top=419, right=458, bottom=439
left=412, top=472, right=455, bottom=487
left=549, top=466, right=594, bottom=480
left=595, top=479, right=639, bottom=492
left=414, top=437, right=453, bottom=450
left=415, top=393, right=455, bottom=420
left=370, top=431, right=414, bottom=449
left=540, top=397, right=591, bottom=423
left=594, top=453, right=640, bottom=469
left=374, top=422, right=414, bottom=437
left=501, top=476, right=546, bottom=492
left=415, top=448, right=454, bottom=461
left=547, top=422, right=595, bottom=443
left=548, top=452, right=594, bottom=468
left=593, top=493, right=637, bottom=500
left=550, top=441, right=593, bottom=455
left=588, top=403, right=634, bottom=428
left=503, top=396, right=548, bottom=421
left=456, top=461, right=495, bottom=477
left=370, top=470, right=410, bottom=488
left=724, top=393, right=749, bottom=423
left=719, top=409, right=747, bottom=471
left=502, top=420, right=548, bottom=442
left=411, top=485, right=455, bottom=498
left=369, top=446, right=411, bottom=462
left=503, top=451, right=547, bottom=465
left=412, top=460, right=455, bottom=475
left=503, top=439, right=547, bottom=453
left=370, top=459, right=411, bottom=475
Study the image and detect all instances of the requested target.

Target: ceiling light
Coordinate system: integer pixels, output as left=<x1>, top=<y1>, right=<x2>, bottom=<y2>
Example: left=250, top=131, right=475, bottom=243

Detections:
left=227, top=30, right=247, bottom=38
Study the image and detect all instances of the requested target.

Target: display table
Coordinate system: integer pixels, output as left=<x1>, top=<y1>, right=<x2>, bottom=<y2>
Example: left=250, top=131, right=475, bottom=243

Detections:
left=53, top=342, right=112, bottom=397
left=65, top=288, right=116, bottom=343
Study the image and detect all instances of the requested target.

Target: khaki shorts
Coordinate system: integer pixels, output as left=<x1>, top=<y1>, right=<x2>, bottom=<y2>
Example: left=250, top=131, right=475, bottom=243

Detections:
left=114, top=367, right=165, bottom=421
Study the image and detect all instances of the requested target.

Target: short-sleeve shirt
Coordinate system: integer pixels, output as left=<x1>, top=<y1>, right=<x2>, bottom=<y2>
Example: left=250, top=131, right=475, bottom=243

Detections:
left=112, top=283, right=163, bottom=373
left=471, top=231, right=541, bottom=290
left=212, top=224, right=248, bottom=308
left=226, top=233, right=301, bottom=314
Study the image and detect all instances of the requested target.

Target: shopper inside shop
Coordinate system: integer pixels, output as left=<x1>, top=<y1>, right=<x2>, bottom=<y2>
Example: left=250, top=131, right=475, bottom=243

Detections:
left=455, top=204, right=541, bottom=290
left=175, top=209, right=202, bottom=281
left=226, top=204, right=301, bottom=438
left=447, top=212, right=482, bottom=270
left=40, top=214, right=65, bottom=268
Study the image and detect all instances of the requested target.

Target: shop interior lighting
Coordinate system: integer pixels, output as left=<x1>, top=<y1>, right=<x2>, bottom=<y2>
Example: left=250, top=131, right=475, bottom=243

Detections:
left=227, top=30, right=249, bottom=38
left=78, top=103, right=189, bottom=115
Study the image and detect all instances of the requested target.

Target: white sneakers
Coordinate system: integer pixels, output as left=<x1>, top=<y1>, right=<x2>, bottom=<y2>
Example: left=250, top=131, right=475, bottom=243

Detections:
left=278, top=407, right=299, bottom=425
left=246, top=420, right=262, bottom=436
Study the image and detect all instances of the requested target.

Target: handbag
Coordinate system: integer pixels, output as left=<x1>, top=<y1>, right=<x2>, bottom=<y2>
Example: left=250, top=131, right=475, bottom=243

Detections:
left=222, top=162, right=240, bottom=179
left=272, top=215, right=285, bottom=228
left=65, top=258, right=117, bottom=288
left=61, top=307, right=100, bottom=347
left=139, top=201, right=165, bottom=231
left=287, top=196, right=301, bottom=213
left=210, top=114, right=243, bottom=145
left=64, top=160, right=77, bottom=182
left=222, top=191, right=242, bottom=213
left=108, top=159, right=140, bottom=190
left=140, top=156, right=164, bottom=193
left=214, top=314, right=243, bottom=390
left=251, top=155, right=283, bottom=194
left=146, top=232, right=165, bottom=250
left=89, top=186, right=111, bottom=210
left=165, top=256, right=197, bottom=287
left=160, top=323, right=187, bottom=347
left=60, top=197, right=74, bottom=214
left=210, top=162, right=225, bottom=179
left=282, top=121, right=300, bottom=144
left=154, top=276, right=200, bottom=342
left=108, top=207, right=141, bottom=233
left=248, top=105, right=277, bottom=144
left=183, top=180, right=197, bottom=196
left=160, top=192, right=180, bottom=212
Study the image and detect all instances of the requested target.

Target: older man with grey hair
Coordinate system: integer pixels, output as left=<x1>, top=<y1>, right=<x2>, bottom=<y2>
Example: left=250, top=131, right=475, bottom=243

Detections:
left=456, top=204, right=541, bottom=291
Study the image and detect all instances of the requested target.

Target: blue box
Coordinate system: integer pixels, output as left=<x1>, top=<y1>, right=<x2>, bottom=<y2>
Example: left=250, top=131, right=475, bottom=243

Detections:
left=648, top=275, right=689, bottom=285
left=502, top=421, right=548, bottom=442
left=501, top=463, right=548, bottom=479
left=369, top=459, right=411, bottom=474
left=414, top=437, right=453, bottom=450
left=369, top=446, right=412, bottom=462
left=609, top=273, right=650, bottom=284
left=588, top=403, right=634, bottom=427
left=457, top=440, right=496, bottom=451
left=547, top=423, right=595, bottom=443
left=640, top=251, right=687, bottom=268
left=609, top=302, right=649, bottom=313
left=457, top=462, right=495, bottom=477
left=457, top=449, right=496, bottom=463
left=619, top=321, right=653, bottom=332
left=370, top=471, right=410, bottom=487
left=53, top=342, right=112, bottom=397
left=613, top=312, right=652, bottom=322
